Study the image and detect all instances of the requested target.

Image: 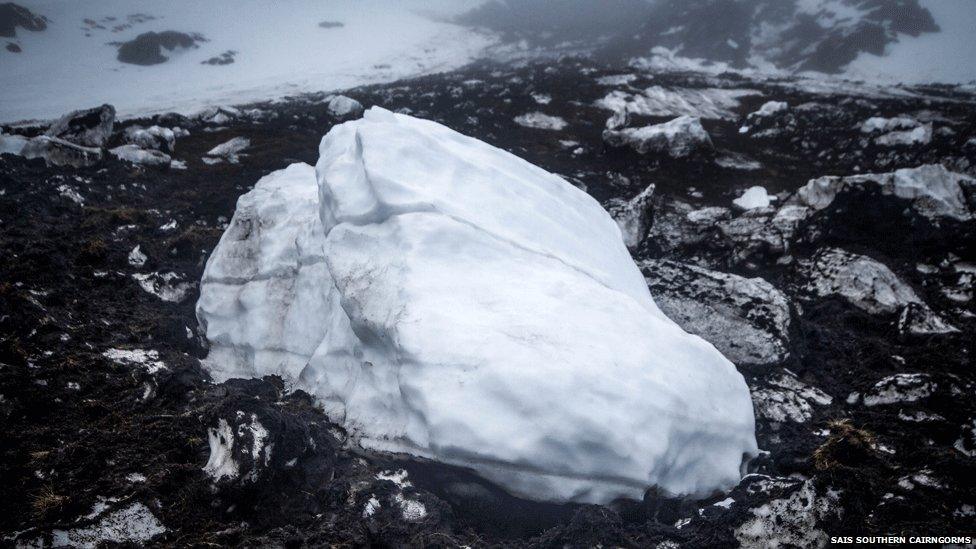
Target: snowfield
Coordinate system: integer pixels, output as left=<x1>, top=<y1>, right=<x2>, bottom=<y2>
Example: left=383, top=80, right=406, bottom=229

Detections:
left=0, top=0, right=492, bottom=123
left=197, top=107, right=758, bottom=503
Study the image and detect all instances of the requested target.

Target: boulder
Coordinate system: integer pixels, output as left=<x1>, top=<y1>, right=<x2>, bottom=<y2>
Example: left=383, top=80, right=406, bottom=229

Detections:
left=197, top=107, right=758, bottom=503
left=641, top=258, right=791, bottom=365
left=44, top=104, right=115, bottom=148
left=603, top=115, right=712, bottom=158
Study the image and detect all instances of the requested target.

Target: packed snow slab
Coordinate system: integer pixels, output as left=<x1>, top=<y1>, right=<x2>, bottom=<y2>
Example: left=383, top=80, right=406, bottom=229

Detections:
left=0, top=0, right=492, bottom=123
left=198, top=107, right=758, bottom=503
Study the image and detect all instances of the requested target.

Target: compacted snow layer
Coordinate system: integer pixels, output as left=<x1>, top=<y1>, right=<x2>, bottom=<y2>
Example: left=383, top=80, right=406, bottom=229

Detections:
left=197, top=107, right=758, bottom=503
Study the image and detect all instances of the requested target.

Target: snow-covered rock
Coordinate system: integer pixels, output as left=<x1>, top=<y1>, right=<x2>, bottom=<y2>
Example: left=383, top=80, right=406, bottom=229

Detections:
left=44, top=104, right=115, bottom=148
left=603, top=115, right=713, bottom=158
left=875, top=123, right=932, bottom=147
left=198, top=105, right=240, bottom=125
left=205, top=136, right=250, bottom=164
left=897, top=302, right=958, bottom=335
left=733, top=186, right=773, bottom=210
left=863, top=373, right=937, bottom=407
left=605, top=183, right=655, bottom=250
left=110, top=144, right=172, bottom=167
left=734, top=479, right=838, bottom=548
left=860, top=116, right=918, bottom=134
left=327, top=95, right=364, bottom=120
left=514, top=111, right=568, bottom=130
left=21, top=135, right=103, bottom=168
left=128, top=245, right=147, bottom=267
left=197, top=107, right=758, bottom=503
left=640, top=259, right=791, bottom=365
left=124, top=125, right=185, bottom=152
left=796, top=164, right=974, bottom=222
left=132, top=272, right=194, bottom=303
left=595, top=86, right=758, bottom=128
left=749, top=101, right=788, bottom=119
left=751, top=371, right=832, bottom=423
left=798, top=248, right=921, bottom=315
left=41, top=502, right=166, bottom=548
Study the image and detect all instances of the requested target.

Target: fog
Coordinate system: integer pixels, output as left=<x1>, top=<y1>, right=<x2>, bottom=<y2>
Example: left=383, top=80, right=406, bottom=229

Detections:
left=1, top=0, right=974, bottom=123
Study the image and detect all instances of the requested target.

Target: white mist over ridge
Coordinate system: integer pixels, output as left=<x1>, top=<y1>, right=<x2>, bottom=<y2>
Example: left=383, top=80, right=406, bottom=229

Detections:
left=196, top=107, right=758, bottom=503
left=0, top=0, right=491, bottom=123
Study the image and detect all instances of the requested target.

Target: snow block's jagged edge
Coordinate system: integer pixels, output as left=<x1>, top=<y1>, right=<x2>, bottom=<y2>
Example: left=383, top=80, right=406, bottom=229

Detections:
left=198, top=110, right=758, bottom=503
left=315, top=108, right=666, bottom=319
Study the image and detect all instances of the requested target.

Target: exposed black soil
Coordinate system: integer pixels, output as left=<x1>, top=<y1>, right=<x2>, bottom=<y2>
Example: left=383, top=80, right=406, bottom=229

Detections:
left=2, top=57, right=975, bottom=546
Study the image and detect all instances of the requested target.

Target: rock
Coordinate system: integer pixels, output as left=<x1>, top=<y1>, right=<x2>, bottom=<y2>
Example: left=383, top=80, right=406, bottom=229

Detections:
left=132, top=272, right=193, bottom=303
left=875, top=123, right=932, bottom=147
left=751, top=371, right=832, bottom=423
left=326, top=95, right=363, bottom=120
left=734, top=479, right=838, bottom=548
left=205, top=136, right=249, bottom=163
left=5, top=40, right=19, bottom=52
left=733, top=186, right=773, bottom=210
left=0, top=3, right=47, bottom=38
left=640, top=259, right=791, bottom=365
left=796, top=164, right=974, bottom=222
left=860, top=116, right=919, bottom=134
left=201, top=50, right=236, bottom=65
left=21, top=135, right=103, bottom=168
left=198, top=106, right=240, bottom=125
left=603, top=115, right=712, bottom=158
left=110, top=144, right=172, bottom=168
left=44, top=104, right=116, bottom=148
left=897, top=302, right=958, bottom=335
left=24, top=502, right=166, bottom=547
left=115, top=31, right=207, bottom=65
left=605, top=182, right=655, bottom=249
left=747, top=100, right=787, bottom=119
left=197, top=107, right=758, bottom=504
left=123, top=125, right=185, bottom=153
left=595, top=86, right=758, bottom=128
left=863, top=373, right=936, bottom=407
left=514, top=112, right=568, bottom=130
left=318, top=21, right=344, bottom=29
left=797, top=248, right=922, bottom=315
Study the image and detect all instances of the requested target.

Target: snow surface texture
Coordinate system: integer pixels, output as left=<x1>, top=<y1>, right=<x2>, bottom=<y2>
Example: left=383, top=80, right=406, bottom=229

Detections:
left=0, top=0, right=492, bottom=123
left=197, top=107, right=758, bottom=503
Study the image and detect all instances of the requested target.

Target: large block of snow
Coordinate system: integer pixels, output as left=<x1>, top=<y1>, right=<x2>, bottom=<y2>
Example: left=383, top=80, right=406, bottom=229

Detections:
left=197, top=107, right=757, bottom=503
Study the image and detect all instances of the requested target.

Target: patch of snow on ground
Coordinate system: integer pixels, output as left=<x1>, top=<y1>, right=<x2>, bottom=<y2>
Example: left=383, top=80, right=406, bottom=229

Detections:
left=733, top=186, right=772, bottom=210
left=513, top=112, right=567, bottom=130
left=132, top=271, right=194, bottom=302
left=48, top=503, right=166, bottom=548
left=203, top=418, right=239, bottom=481
left=197, top=107, right=758, bottom=504
left=102, top=348, right=166, bottom=373
left=734, top=480, right=838, bottom=549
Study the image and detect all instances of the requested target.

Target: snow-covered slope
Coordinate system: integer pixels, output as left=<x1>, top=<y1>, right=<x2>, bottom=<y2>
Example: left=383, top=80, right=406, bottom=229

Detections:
left=0, top=0, right=492, bottom=123
left=197, top=107, right=758, bottom=503
left=462, top=0, right=975, bottom=84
